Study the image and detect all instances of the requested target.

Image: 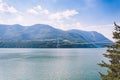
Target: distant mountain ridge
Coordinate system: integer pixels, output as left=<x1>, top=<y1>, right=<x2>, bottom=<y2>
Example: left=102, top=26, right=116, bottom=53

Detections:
left=0, top=24, right=113, bottom=48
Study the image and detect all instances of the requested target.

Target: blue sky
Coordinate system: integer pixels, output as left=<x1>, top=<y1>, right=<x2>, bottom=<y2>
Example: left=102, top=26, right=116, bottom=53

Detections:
left=0, top=0, right=120, bottom=40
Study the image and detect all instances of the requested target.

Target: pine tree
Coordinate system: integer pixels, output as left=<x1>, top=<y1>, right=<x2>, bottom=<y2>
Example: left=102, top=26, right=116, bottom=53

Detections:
left=99, top=22, right=120, bottom=80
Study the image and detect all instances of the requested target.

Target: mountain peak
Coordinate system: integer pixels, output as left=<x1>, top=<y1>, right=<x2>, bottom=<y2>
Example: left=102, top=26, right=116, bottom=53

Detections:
left=0, top=24, right=112, bottom=45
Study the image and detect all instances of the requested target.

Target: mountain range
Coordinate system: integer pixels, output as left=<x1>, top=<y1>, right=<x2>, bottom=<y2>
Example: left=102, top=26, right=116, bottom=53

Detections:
left=0, top=24, right=112, bottom=48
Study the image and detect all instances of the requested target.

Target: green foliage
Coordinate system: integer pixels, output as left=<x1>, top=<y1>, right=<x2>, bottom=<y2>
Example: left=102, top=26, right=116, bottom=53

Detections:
left=98, top=22, right=120, bottom=80
left=0, top=40, right=99, bottom=48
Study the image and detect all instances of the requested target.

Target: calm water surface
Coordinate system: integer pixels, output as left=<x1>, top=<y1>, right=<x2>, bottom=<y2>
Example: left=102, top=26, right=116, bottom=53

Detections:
left=0, top=48, right=107, bottom=80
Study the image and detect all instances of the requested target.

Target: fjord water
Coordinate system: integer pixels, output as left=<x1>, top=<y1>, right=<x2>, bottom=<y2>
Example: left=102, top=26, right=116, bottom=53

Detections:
left=0, top=48, right=107, bottom=80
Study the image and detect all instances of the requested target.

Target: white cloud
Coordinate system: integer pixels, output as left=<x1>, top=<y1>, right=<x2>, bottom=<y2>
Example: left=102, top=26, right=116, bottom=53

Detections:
left=50, top=10, right=78, bottom=20
left=43, top=9, right=49, bottom=14
left=0, top=2, right=113, bottom=40
left=26, top=5, right=79, bottom=30
left=0, top=1, right=17, bottom=13
left=27, top=6, right=78, bottom=20
left=27, top=5, right=49, bottom=15
left=35, top=5, right=42, bottom=10
left=27, top=9, right=39, bottom=14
